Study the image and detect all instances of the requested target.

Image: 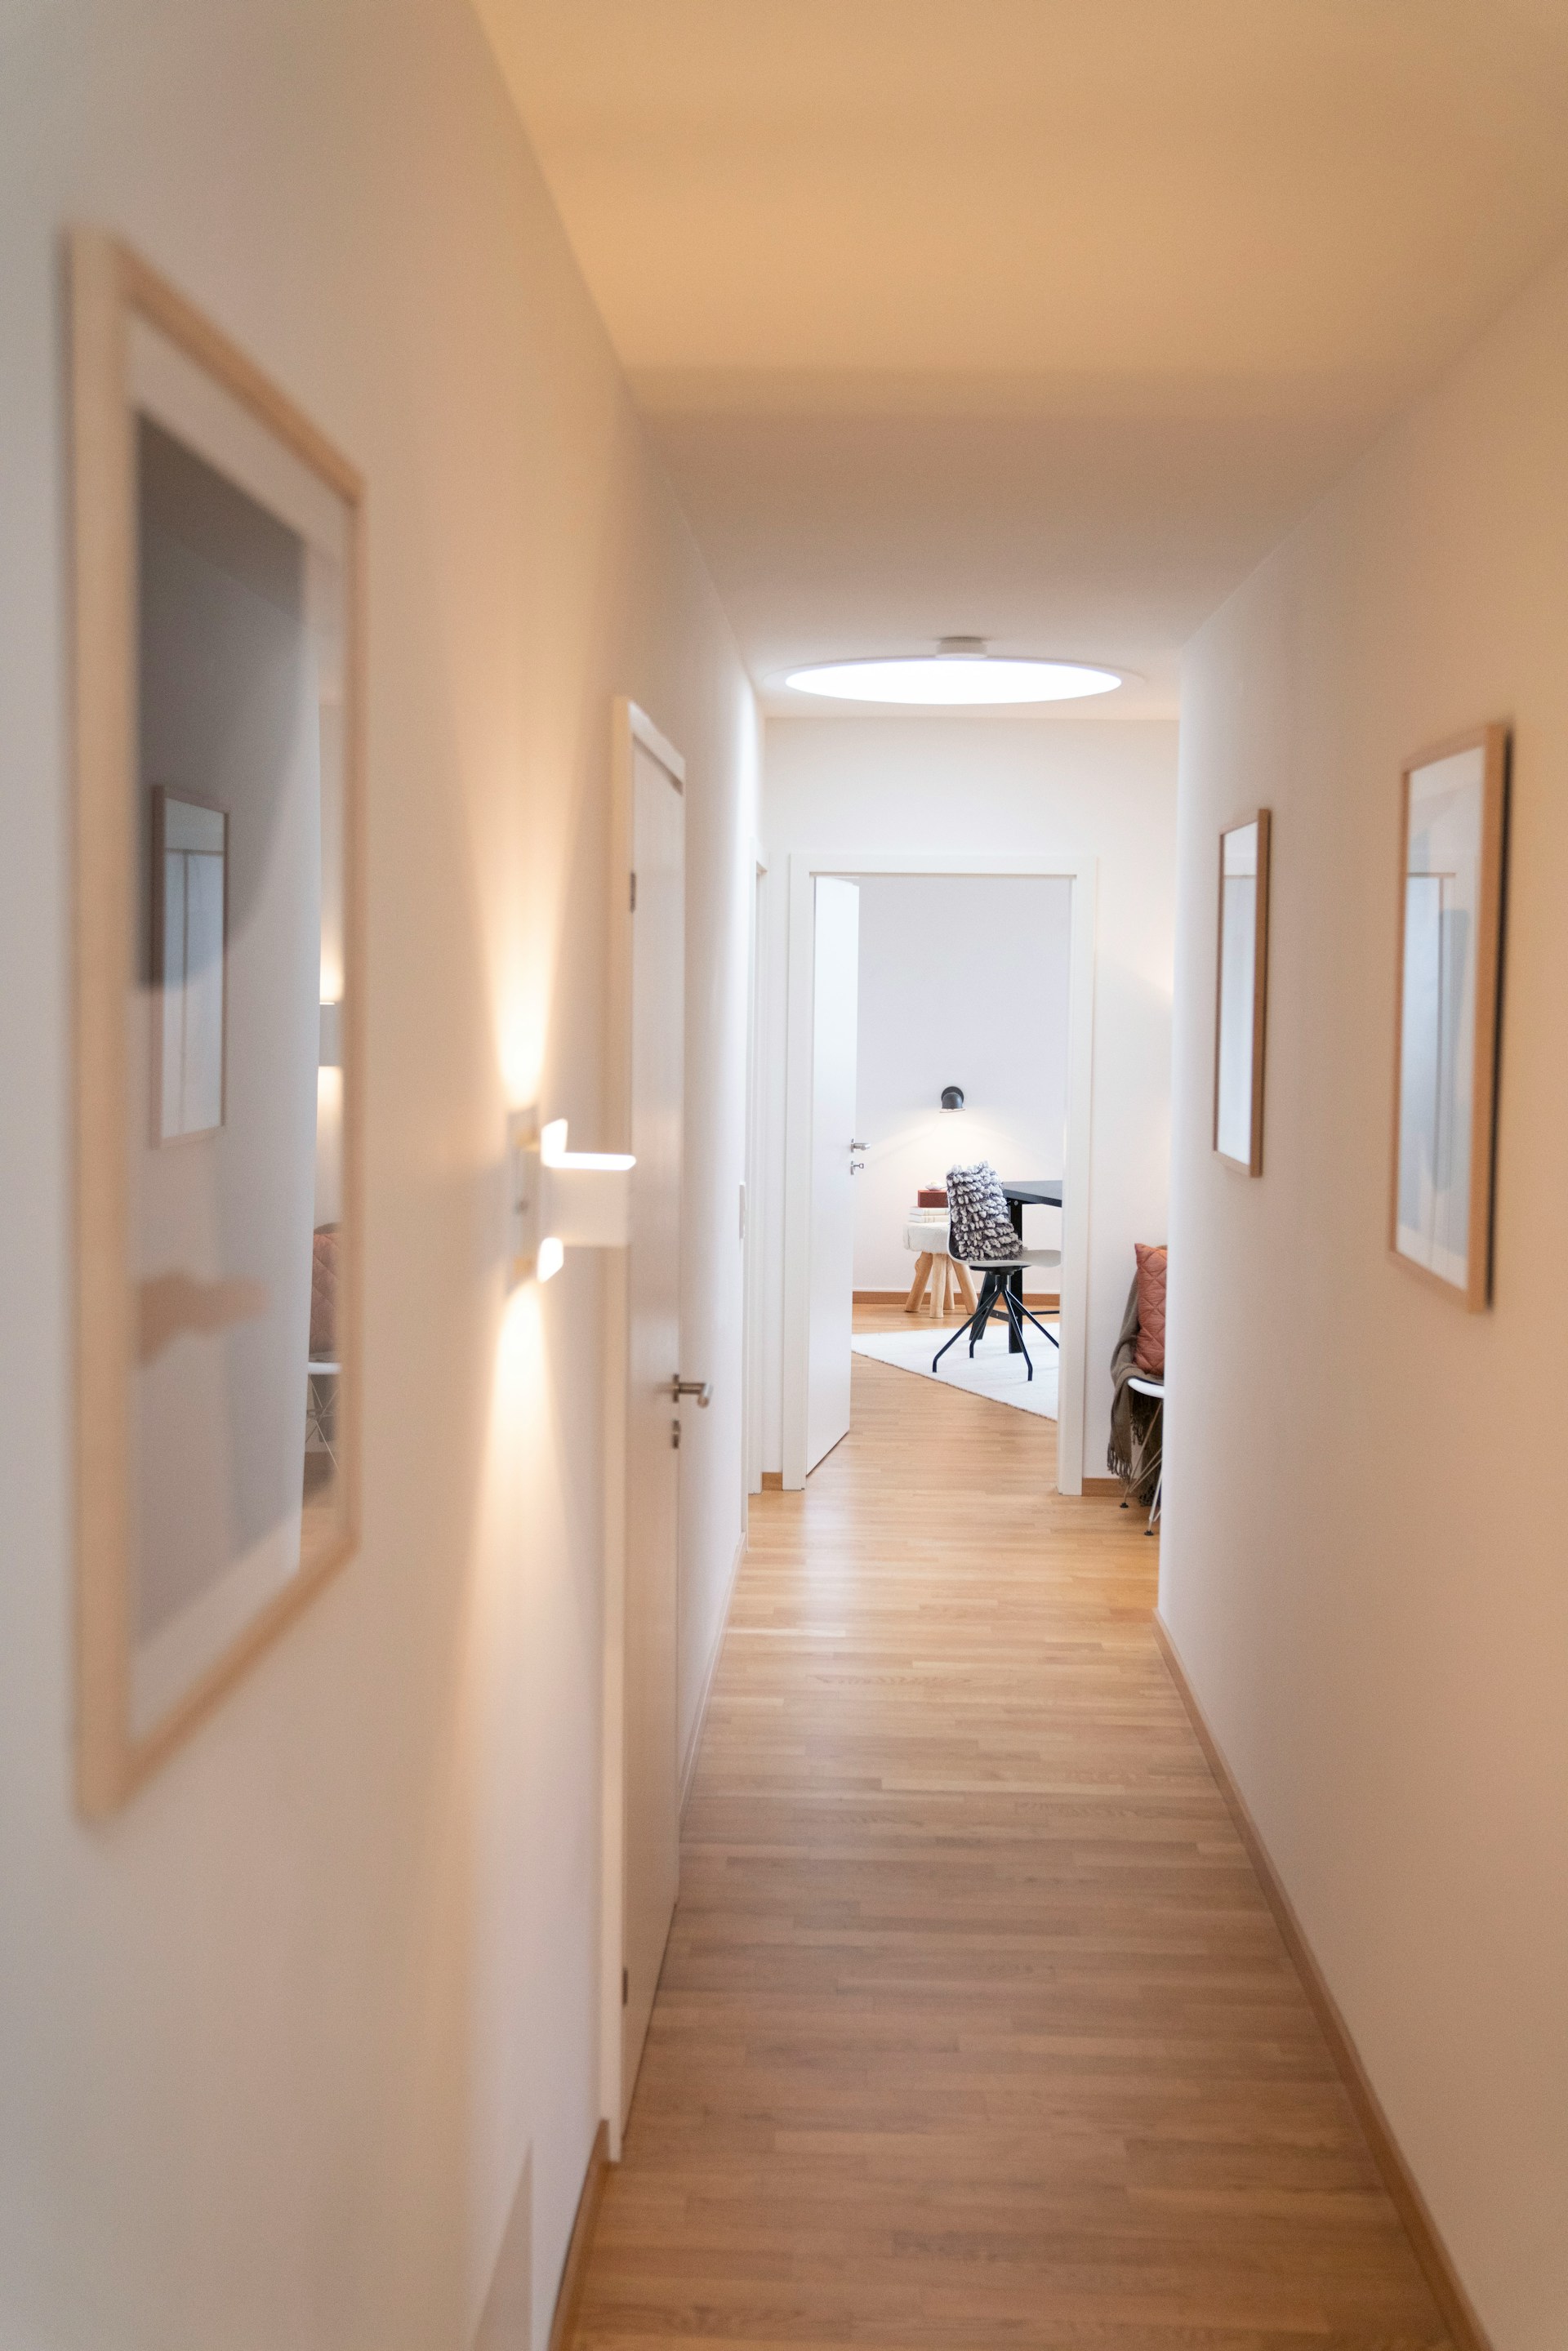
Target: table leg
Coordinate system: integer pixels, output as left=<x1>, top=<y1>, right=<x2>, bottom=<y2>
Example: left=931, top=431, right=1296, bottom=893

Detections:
left=1007, top=1200, right=1025, bottom=1350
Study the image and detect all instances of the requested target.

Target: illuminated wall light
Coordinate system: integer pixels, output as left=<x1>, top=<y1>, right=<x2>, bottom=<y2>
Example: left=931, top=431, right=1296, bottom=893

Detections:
left=507, top=1109, right=635, bottom=1287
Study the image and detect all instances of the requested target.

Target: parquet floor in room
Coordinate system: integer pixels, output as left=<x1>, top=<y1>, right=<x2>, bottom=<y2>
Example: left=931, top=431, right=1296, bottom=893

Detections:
left=574, top=1307, right=1452, bottom=2349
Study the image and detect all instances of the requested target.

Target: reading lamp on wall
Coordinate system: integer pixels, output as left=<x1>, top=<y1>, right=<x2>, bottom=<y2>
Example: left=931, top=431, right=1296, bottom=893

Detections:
left=939, top=1085, right=965, bottom=1111
left=507, top=1111, right=635, bottom=1286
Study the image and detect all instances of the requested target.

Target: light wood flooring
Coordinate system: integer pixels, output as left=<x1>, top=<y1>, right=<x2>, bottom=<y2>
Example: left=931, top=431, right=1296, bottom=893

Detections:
left=575, top=1307, right=1452, bottom=2349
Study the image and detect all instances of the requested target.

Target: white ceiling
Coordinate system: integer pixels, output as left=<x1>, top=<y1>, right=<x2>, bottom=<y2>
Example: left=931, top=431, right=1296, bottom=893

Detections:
left=474, top=0, right=1568, bottom=715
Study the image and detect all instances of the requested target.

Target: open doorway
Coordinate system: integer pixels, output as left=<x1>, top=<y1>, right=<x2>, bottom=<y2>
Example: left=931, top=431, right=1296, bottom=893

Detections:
left=782, top=852, right=1096, bottom=1494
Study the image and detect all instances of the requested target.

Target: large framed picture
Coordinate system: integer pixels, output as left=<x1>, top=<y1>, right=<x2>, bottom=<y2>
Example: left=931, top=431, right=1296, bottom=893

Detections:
left=1214, top=809, right=1271, bottom=1175
left=1390, top=726, right=1508, bottom=1310
left=71, top=231, right=364, bottom=1812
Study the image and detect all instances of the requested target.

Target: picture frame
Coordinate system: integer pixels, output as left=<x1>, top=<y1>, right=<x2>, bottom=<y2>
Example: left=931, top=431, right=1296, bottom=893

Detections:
left=1389, top=724, right=1508, bottom=1311
left=71, top=229, right=365, bottom=1813
left=1214, top=808, right=1272, bottom=1176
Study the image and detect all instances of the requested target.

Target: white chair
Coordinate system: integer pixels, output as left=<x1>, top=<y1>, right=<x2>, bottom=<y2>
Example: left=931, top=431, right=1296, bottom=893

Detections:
left=305, top=1362, right=339, bottom=1467
left=1127, top=1373, right=1164, bottom=1533
left=933, top=1161, right=1060, bottom=1381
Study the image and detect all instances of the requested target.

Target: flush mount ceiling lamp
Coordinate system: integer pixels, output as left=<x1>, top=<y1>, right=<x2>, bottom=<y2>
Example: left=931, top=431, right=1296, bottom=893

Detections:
left=940, top=1085, right=965, bottom=1111
left=783, top=639, right=1121, bottom=708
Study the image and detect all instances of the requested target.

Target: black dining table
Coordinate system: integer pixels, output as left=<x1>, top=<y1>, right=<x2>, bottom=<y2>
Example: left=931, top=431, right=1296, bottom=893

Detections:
left=996, top=1178, right=1064, bottom=1351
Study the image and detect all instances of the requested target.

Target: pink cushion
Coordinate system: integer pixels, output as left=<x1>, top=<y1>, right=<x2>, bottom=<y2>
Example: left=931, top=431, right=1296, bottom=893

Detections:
left=1134, top=1244, right=1166, bottom=1375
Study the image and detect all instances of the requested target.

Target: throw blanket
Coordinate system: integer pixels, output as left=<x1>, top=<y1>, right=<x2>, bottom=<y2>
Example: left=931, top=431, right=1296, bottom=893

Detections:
left=1107, top=1273, right=1162, bottom=1503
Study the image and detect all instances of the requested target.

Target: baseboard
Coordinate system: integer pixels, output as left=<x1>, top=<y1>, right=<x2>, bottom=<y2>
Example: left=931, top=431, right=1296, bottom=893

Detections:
left=760, top=1469, right=783, bottom=1490
left=1080, top=1476, right=1123, bottom=1497
left=1152, top=1612, right=1492, bottom=2351
left=546, top=2119, right=609, bottom=2351
left=679, top=1529, right=746, bottom=1817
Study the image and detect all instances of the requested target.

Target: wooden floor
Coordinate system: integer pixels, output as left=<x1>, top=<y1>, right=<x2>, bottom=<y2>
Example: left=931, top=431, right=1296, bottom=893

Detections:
left=576, top=1310, right=1451, bottom=2349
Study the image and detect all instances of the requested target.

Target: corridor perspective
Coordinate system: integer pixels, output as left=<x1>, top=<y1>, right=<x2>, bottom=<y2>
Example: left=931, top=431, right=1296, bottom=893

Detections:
left=579, top=1333, right=1448, bottom=2350
left=5, top=7, right=1568, bottom=2351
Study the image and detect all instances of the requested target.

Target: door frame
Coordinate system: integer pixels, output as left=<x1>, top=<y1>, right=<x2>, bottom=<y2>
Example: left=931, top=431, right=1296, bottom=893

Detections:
left=782, top=850, right=1098, bottom=1494
left=601, top=696, right=686, bottom=2157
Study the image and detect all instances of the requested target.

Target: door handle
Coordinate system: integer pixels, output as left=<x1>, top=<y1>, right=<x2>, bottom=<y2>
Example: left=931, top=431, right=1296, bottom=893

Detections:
left=849, top=1138, right=867, bottom=1151
left=669, top=1378, right=711, bottom=1407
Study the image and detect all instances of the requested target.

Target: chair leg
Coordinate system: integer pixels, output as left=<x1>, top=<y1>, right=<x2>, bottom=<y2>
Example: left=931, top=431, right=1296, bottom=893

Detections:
left=969, top=1271, right=1001, bottom=1353
left=904, top=1252, right=933, bottom=1314
left=933, top=1271, right=995, bottom=1371
left=1003, top=1288, right=1034, bottom=1379
left=1018, top=1298, right=1061, bottom=1350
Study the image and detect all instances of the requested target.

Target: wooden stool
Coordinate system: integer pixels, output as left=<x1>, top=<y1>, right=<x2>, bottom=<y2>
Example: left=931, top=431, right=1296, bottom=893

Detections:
left=902, top=1222, right=978, bottom=1320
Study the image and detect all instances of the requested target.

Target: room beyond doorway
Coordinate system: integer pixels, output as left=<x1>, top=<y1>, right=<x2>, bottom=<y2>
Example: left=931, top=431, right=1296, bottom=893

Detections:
left=781, top=851, right=1096, bottom=1494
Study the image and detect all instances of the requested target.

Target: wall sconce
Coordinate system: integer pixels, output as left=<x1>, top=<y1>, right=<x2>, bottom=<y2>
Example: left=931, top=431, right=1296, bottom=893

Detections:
left=318, top=1001, right=343, bottom=1068
left=507, top=1111, right=635, bottom=1286
left=939, top=1084, right=965, bottom=1111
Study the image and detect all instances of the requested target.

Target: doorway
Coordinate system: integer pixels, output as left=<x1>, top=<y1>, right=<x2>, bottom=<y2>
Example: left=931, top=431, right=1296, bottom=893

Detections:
left=782, top=852, right=1096, bottom=1494
left=602, top=699, right=688, bottom=2148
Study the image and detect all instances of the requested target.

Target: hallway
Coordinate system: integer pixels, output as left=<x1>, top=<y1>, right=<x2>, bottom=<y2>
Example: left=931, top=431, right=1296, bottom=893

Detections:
left=577, top=1331, right=1450, bottom=2349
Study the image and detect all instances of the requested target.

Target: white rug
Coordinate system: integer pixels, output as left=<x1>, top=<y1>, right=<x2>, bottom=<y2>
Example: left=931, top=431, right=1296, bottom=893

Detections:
left=852, top=1317, right=1059, bottom=1420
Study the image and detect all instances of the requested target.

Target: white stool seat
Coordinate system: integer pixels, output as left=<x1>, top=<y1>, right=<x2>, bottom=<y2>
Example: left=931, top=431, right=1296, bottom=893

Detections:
left=904, top=1213, right=951, bottom=1253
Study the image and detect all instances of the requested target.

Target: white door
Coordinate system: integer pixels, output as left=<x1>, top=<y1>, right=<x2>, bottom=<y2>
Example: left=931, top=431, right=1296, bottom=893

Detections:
left=622, top=734, right=684, bottom=2122
left=805, top=877, right=860, bottom=1473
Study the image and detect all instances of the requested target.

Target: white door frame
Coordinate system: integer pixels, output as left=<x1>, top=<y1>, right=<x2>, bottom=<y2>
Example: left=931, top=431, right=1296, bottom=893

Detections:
left=782, top=850, right=1098, bottom=1495
left=601, top=696, right=686, bottom=2157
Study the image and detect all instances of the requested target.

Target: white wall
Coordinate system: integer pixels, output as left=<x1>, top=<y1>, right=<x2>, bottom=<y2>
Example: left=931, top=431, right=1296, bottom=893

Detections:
left=759, top=715, right=1178, bottom=1475
left=853, top=875, right=1070, bottom=1290
left=1164, top=247, right=1568, bottom=2351
left=0, top=7, right=756, bottom=2349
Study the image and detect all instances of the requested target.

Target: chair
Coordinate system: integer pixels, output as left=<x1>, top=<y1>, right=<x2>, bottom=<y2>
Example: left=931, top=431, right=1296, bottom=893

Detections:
left=306, top=1227, right=340, bottom=1469
left=932, top=1161, right=1061, bottom=1381
left=1126, top=1374, right=1164, bottom=1533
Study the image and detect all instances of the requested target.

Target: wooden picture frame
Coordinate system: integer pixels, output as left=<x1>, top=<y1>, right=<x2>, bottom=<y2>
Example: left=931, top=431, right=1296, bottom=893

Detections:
left=71, top=229, right=366, bottom=1814
left=1389, top=725, right=1508, bottom=1311
left=1214, top=808, right=1271, bottom=1176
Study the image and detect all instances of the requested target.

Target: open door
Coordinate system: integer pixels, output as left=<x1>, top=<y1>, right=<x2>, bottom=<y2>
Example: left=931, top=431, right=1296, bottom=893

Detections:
left=805, top=877, right=859, bottom=1473
left=613, top=710, right=686, bottom=2134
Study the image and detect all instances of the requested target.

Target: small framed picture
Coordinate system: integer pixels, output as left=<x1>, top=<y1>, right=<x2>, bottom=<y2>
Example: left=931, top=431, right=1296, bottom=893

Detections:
left=1391, top=726, right=1508, bottom=1309
left=71, top=231, right=364, bottom=1812
left=1214, top=809, right=1272, bottom=1175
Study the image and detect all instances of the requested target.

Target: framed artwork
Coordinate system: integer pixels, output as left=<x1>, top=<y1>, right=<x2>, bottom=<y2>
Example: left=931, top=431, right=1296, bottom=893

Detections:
left=1214, top=809, right=1272, bottom=1175
left=1390, top=726, right=1508, bottom=1310
left=71, top=230, right=364, bottom=1812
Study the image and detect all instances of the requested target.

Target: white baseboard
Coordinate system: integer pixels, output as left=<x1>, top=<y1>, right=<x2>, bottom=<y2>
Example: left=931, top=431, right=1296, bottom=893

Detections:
left=679, top=1527, right=746, bottom=1816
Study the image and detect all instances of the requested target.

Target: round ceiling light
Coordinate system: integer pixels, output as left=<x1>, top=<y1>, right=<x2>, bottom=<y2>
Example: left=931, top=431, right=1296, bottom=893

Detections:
left=783, top=638, right=1121, bottom=708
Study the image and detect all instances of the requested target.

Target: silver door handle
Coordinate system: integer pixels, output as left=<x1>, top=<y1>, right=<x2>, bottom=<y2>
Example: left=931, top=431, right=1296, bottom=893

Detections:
left=849, top=1138, right=867, bottom=1151
left=670, top=1378, right=711, bottom=1407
